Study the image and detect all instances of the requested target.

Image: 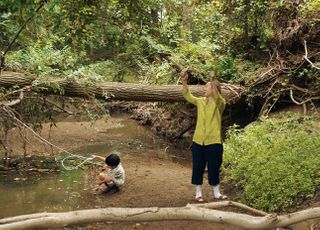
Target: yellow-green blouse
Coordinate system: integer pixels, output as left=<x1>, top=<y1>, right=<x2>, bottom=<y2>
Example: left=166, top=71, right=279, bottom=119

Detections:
left=183, top=88, right=226, bottom=145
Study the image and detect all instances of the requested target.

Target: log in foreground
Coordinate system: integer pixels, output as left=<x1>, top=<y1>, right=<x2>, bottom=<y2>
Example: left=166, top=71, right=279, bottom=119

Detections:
left=0, top=72, right=244, bottom=103
left=0, top=201, right=319, bottom=230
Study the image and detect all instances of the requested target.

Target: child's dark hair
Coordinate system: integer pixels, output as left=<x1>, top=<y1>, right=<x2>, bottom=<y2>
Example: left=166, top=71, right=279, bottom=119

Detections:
left=105, top=153, right=120, bottom=167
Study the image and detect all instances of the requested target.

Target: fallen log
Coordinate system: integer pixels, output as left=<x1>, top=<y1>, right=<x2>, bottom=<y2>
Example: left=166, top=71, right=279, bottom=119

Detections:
left=0, top=201, right=319, bottom=230
left=0, top=71, right=244, bottom=103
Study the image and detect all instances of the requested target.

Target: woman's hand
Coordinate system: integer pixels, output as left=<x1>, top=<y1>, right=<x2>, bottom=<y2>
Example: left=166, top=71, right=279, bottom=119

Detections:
left=180, top=69, right=189, bottom=84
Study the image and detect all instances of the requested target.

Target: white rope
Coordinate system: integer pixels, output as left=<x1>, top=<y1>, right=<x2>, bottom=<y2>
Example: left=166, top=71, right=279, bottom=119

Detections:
left=0, top=104, right=102, bottom=170
left=60, top=155, right=95, bottom=171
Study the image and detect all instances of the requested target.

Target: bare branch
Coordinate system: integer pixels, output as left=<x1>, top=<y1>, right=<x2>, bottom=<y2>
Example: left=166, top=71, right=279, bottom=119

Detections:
left=0, top=104, right=73, bottom=155
left=188, top=201, right=268, bottom=216
left=303, top=40, right=320, bottom=70
left=290, top=89, right=320, bottom=105
left=44, top=98, right=73, bottom=115
left=3, top=91, right=24, bottom=106
left=0, top=204, right=319, bottom=230
left=290, top=85, right=319, bottom=95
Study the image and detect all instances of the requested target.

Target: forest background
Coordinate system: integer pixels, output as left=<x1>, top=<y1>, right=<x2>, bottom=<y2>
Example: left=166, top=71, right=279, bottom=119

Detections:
left=0, top=0, right=319, bottom=214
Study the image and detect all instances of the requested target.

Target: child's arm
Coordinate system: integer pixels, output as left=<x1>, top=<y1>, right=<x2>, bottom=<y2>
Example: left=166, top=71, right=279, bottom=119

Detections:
left=91, top=154, right=105, bottom=162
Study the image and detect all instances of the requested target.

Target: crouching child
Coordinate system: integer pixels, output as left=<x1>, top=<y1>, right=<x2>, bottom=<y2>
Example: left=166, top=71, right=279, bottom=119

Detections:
left=91, top=153, right=125, bottom=193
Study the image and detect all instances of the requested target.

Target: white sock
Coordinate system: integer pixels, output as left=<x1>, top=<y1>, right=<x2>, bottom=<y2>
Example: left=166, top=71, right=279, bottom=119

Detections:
left=195, top=185, right=202, bottom=198
left=213, top=184, right=222, bottom=198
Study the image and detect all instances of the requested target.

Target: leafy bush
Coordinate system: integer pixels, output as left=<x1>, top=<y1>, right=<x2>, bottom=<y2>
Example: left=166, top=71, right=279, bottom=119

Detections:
left=300, top=0, right=320, bottom=23
left=224, top=113, right=320, bottom=212
left=7, top=39, right=82, bottom=77
left=6, top=39, right=119, bottom=83
left=0, top=12, right=20, bottom=48
left=138, top=60, right=176, bottom=84
left=215, top=55, right=240, bottom=82
left=169, top=39, right=218, bottom=82
left=66, top=60, right=117, bottom=83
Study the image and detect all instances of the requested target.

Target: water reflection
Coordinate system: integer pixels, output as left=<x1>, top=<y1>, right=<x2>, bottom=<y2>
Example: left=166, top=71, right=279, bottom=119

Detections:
left=0, top=114, right=189, bottom=219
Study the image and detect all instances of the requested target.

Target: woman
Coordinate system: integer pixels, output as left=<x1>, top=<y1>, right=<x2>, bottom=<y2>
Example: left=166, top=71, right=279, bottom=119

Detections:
left=181, top=70, right=227, bottom=202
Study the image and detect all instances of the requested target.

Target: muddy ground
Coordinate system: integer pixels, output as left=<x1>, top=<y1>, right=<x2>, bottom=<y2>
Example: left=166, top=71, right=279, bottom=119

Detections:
left=1, top=112, right=319, bottom=230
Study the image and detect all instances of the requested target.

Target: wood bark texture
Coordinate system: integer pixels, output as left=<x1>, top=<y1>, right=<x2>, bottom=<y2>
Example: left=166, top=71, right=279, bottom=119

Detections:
left=0, top=201, right=319, bottom=230
left=0, top=72, right=244, bottom=103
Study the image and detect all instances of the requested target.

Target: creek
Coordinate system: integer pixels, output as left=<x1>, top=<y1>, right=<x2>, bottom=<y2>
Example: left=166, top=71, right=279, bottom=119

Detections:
left=0, top=114, right=190, bottom=219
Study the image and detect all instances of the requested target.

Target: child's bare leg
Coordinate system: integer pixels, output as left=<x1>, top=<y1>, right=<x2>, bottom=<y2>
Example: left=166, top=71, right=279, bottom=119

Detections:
left=98, top=173, right=106, bottom=185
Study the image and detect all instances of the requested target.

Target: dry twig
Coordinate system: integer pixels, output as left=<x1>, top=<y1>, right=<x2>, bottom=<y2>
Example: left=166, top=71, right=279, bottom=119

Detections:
left=303, top=40, right=320, bottom=70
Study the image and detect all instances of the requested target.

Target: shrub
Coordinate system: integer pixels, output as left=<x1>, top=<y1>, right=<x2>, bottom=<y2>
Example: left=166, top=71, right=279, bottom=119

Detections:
left=7, top=40, right=81, bottom=77
left=224, top=112, right=320, bottom=212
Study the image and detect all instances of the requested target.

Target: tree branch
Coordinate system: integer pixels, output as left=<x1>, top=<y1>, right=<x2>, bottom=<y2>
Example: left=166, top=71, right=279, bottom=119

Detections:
left=303, top=40, right=320, bottom=70
left=44, top=98, right=73, bottom=115
left=0, top=203, right=319, bottom=230
left=188, top=200, right=268, bottom=216
left=3, top=91, right=24, bottom=106
left=290, top=89, right=320, bottom=105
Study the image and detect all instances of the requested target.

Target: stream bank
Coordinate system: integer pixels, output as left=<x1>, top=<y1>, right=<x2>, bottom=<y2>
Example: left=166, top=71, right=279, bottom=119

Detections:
left=0, top=109, right=319, bottom=229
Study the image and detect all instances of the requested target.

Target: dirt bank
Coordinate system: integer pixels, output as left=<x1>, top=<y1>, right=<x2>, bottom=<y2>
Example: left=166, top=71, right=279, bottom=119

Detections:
left=0, top=115, right=239, bottom=229
left=1, top=114, right=318, bottom=229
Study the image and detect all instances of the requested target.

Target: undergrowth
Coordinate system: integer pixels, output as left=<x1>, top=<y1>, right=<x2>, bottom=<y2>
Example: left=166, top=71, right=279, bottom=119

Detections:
left=223, top=112, right=320, bottom=212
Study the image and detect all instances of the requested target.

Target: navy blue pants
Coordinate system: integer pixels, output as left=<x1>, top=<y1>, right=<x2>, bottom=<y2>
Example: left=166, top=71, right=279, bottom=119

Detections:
left=191, top=142, right=223, bottom=186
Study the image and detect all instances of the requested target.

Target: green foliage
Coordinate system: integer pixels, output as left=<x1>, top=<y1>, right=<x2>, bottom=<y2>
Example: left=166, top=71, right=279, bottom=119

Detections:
left=138, top=59, right=176, bottom=84
left=66, top=61, right=117, bottom=83
left=300, top=0, right=320, bottom=23
left=224, top=113, right=320, bottom=212
left=0, top=12, right=19, bottom=48
left=170, top=39, right=218, bottom=82
left=158, top=16, right=180, bottom=47
left=0, top=0, right=41, bottom=49
left=44, top=0, right=102, bottom=50
left=7, top=39, right=81, bottom=77
left=6, top=39, right=120, bottom=83
left=291, top=68, right=311, bottom=79
left=2, top=0, right=291, bottom=84
left=215, top=56, right=240, bottom=82
left=232, top=59, right=262, bottom=83
left=184, top=1, right=228, bottom=47
left=219, top=0, right=281, bottom=53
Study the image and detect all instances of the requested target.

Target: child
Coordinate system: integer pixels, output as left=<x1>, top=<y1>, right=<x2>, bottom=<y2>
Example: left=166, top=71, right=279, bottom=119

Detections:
left=91, top=153, right=125, bottom=193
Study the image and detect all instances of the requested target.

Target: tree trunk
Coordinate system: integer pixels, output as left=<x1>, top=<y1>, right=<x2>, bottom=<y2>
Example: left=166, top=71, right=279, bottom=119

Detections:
left=0, top=72, right=244, bottom=103
left=0, top=201, right=319, bottom=230
left=243, top=0, right=251, bottom=43
left=151, top=8, right=160, bottom=37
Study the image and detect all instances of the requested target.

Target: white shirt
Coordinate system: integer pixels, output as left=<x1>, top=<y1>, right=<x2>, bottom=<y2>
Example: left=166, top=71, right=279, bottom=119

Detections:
left=105, top=163, right=125, bottom=187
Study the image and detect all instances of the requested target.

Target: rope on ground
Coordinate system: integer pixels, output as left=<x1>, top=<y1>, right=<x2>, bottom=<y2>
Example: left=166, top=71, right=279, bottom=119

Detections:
left=0, top=103, right=102, bottom=170
left=61, top=155, right=95, bottom=170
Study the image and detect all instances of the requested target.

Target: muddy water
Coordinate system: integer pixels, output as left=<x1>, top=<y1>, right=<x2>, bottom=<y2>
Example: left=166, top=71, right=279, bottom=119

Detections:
left=0, top=114, right=189, bottom=219
left=0, top=115, right=318, bottom=230
left=68, top=115, right=188, bottom=163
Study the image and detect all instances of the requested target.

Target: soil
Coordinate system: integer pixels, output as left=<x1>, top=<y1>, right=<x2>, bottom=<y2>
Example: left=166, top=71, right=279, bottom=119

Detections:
left=86, top=154, right=241, bottom=230
left=1, top=115, right=240, bottom=229
left=1, top=113, right=319, bottom=230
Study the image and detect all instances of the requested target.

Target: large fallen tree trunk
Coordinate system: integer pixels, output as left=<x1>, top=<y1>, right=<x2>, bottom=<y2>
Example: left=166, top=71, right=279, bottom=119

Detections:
left=0, top=201, right=319, bottom=230
left=0, top=72, right=244, bottom=103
